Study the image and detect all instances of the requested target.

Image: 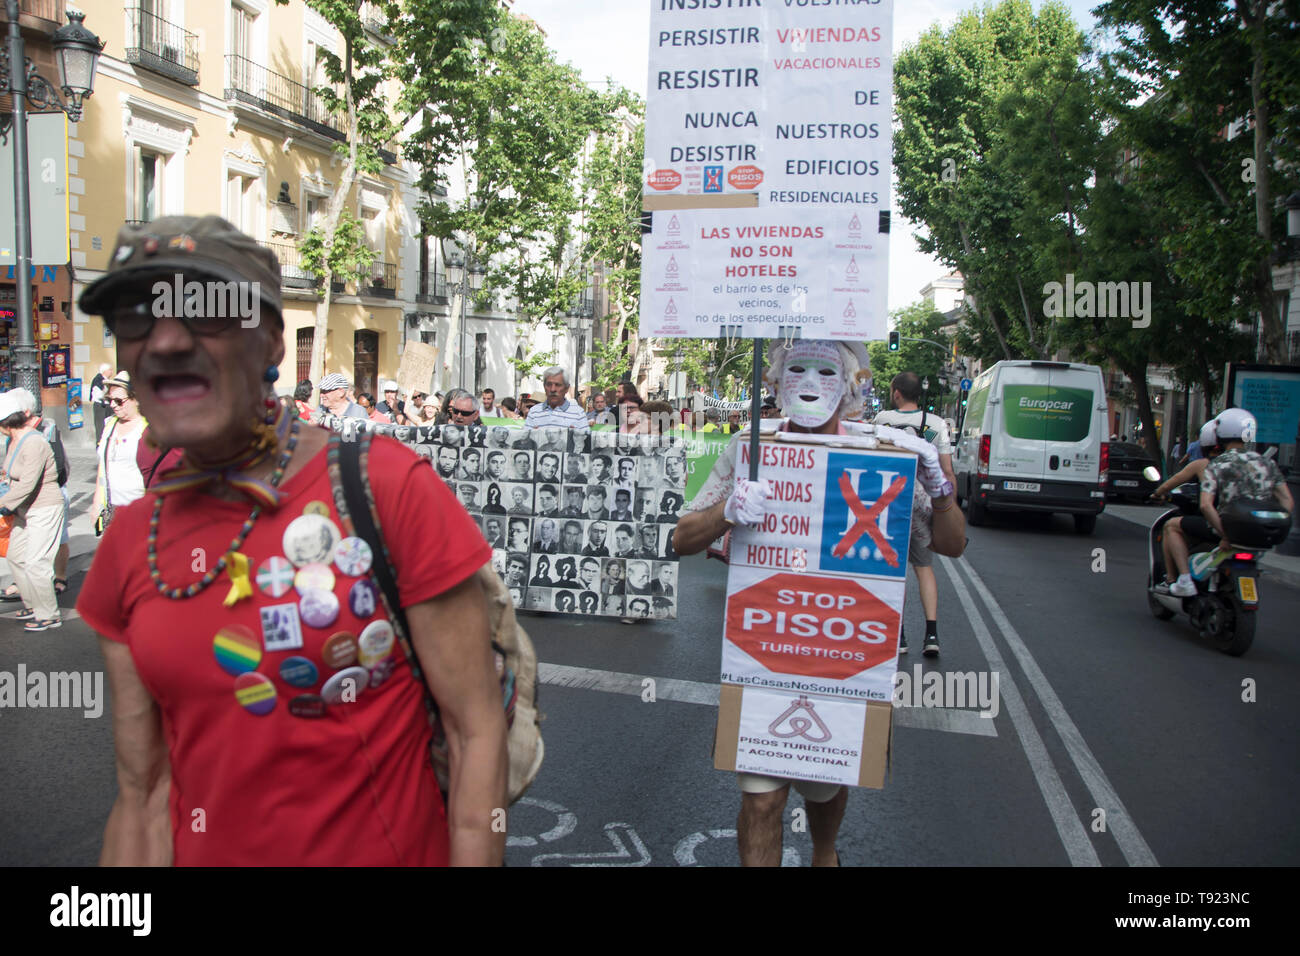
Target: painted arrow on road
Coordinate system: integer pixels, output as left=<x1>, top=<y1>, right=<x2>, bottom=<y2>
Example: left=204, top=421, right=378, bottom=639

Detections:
left=530, top=822, right=651, bottom=867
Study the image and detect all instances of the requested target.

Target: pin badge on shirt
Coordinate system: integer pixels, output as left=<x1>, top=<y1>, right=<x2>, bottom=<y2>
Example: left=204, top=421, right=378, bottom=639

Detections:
left=298, top=589, right=340, bottom=630
left=294, top=562, right=336, bottom=597
left=256, top=556, right=297, bottom=599
left=260, top=602, right=305, bottom=652
left=348, top=578, right=379, bottom=619
left=288, top=694, right=327, bottom=719
left=333, top=536, right=373, bottom=577
left=283, top=514, right=342, bottom=568
left=213, top=625, right=262, bottom=676
left=279, top=656, right=319, bottom=689
left=234, top=672, right=277, bottom=716
left=358, top=619, right=395, bottom=668
left=321, top=666, right=370, bottom=705
left=321, top=631, right=359, bottom=670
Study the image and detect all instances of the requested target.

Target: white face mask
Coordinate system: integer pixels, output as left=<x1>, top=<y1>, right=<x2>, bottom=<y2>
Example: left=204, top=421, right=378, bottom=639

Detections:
left=780, top=343, right=845, bottom=428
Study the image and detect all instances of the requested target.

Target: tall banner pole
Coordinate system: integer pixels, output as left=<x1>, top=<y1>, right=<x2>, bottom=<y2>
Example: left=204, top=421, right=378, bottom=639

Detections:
left=748, top=338, right=762, bottom=481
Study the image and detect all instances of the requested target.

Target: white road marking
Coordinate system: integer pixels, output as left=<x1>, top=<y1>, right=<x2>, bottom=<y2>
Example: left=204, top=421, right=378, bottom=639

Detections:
left=953, top=558, right=1159, bottom=867
left=505, top=796, right=578, bottom=848
left=892, top=705, right=997, bottom=737
left=530, top=822, right=651, bottom=867
left=539, top=662, right=719, bottom=705
left=674, top=828, right=800, bottom=866
left=938, top=556, right=1101, bottom=866
left=539, top=662, right=1000, bottom=735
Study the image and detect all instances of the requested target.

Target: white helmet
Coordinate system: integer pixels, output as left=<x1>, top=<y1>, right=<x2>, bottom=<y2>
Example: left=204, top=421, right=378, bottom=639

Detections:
left=1214, top=407, right=1257, bottom=444
left=1198, top=419, right=1219, bottom=449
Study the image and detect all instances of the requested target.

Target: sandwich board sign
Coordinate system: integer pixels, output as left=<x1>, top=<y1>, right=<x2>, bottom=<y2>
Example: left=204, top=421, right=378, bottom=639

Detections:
left=714, top=433, right=916, bottom=787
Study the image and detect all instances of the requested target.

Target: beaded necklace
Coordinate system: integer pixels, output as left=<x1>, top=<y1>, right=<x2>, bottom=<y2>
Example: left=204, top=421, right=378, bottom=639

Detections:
left=146, top=403, right=301, bottom=600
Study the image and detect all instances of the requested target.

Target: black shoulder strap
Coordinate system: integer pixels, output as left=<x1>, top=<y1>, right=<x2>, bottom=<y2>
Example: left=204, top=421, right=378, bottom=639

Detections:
left=330, top=433, right=440, bottom=717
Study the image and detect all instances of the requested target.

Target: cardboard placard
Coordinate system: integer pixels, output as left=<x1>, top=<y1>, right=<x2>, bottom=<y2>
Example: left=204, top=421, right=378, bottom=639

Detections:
left=715, top=684, right=891, bottom=789
left=396, top=341, right=438, bottom=398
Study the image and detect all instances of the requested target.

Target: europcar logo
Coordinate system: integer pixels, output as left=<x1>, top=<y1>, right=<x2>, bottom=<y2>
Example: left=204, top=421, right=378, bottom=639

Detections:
left=818, top=452, right=915, bottom=579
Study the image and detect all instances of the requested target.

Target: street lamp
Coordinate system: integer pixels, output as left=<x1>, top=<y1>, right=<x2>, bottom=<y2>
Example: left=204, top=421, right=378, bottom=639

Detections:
left=3, top=4, right=102, bottom=412
left=439, top=238, right=484, bottom=390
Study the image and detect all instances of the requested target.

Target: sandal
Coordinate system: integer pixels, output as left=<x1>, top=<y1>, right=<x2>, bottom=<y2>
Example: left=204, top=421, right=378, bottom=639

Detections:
left=54, top=578, right=68, bottom=594
left=15, top=606, right=36, bottom=621
left=24, top=618, right=62, bottom=632
left=0, top=585, right=21, bottom=602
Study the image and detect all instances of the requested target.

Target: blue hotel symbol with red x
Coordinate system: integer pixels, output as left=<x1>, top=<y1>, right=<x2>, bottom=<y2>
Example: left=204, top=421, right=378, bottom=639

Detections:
left=703, top=166, right=724, bottom=193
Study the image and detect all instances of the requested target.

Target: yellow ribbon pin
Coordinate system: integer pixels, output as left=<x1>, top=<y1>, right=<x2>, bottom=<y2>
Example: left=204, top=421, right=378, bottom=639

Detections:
left=223, top=551, right=254, bottom=607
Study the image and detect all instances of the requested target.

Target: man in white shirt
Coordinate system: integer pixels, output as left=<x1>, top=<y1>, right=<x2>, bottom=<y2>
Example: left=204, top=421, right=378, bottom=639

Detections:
left=871, top=371, right=956, bottom=658
left=524, top=367, right=590, bottom=431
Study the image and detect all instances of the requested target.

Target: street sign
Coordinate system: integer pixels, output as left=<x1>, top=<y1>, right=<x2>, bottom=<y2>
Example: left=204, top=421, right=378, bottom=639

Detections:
left=0, top=113, right=70, bottom=266
left=961, top=378, right=972, bottom=391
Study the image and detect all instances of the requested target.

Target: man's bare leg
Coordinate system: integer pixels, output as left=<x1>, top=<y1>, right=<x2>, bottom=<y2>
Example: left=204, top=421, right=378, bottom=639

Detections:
left=737, top=788, right=788, bottom=867
left=806, top=786, right=848, bottom=866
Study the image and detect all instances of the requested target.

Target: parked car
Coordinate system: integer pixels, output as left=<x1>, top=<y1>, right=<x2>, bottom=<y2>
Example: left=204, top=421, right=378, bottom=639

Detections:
left=1107, top=442, right=1160, bottom=501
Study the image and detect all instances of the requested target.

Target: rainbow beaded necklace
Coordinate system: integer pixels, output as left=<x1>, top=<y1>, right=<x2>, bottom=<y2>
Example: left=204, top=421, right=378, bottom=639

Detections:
left=146, top=401, right=301, bottom=600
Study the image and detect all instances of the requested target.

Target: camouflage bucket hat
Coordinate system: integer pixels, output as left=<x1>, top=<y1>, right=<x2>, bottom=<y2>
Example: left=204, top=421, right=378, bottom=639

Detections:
left=79, top=215, right=283, bottom=321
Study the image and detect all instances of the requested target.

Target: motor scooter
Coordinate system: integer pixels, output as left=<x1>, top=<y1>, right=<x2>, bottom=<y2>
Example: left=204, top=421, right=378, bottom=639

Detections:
left=1145, top=467, right=1291, bottom=656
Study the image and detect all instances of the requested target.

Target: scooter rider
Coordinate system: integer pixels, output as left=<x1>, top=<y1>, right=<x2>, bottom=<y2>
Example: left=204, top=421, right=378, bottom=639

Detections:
left=1152, top=419, right=1219, bottom=595
left=1159, top=409, right=1293, bottom=596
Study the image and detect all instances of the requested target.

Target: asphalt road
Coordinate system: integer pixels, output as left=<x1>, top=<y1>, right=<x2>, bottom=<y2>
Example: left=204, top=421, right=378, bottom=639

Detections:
left=2, top=505, right=1297, bottom=867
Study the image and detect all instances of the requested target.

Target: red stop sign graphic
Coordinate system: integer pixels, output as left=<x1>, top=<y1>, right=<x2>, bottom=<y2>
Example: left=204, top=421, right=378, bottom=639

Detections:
left=728, top=165, right=764, bottom=189
left=725, top=573, right=899, bottom=681
left=647, top=169, right=682, bottom=191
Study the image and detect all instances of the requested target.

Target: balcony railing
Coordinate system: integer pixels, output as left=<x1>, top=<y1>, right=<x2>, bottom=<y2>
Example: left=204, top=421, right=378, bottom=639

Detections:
left=125, top=8, right=199, bottom=86
left=258, top=241, right=319, bottom=291
left=416, top=268, right=447, bottom=305
left=225, top=55, right=344, bottom=140
left=366, top=260, right=398, bottom=299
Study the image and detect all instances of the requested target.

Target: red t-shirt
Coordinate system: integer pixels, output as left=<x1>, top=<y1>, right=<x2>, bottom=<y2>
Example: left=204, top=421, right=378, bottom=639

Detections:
left=78, top=433, right=491, bottom=866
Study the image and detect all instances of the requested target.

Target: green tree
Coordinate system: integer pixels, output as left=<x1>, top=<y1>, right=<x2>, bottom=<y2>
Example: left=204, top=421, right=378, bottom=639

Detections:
left=894, top=0, right=1085, bottom=363
left=398, top=9, right=618, bottom=391
left=868, top=303, right=954, bottom=412
left=1094, top=0, right=1300, bottom=364
left=583, top=107, right=645, bottom=389
left=288, top=0, right=402, bottom=384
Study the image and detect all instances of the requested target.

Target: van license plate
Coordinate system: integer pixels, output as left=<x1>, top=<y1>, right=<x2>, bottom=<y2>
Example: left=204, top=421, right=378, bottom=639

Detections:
left=1237, top=576, right=1258, bottom=604
left=1114, top=480, right=1138, bottom=487
left=1004, top=481, right=1040, bottom=493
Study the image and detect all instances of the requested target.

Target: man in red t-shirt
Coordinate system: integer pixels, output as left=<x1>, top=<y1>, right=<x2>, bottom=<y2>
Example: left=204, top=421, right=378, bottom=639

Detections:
left=77, top=216, right=507, bottom=866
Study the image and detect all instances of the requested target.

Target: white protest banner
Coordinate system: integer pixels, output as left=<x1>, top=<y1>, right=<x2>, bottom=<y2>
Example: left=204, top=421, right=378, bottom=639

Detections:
left=641, top=0, right=893, bottom=339
left=722, top=564, right=903, bottom=701
left=729, top=436, right=917, bottom=581
left=734, top=686, right=869, bottom=786
left=720, top=435, right=914, bottom=701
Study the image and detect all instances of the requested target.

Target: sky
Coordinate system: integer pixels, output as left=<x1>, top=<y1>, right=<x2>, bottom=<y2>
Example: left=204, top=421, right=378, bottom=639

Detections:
left=512, top=0, right=1107, bottom=314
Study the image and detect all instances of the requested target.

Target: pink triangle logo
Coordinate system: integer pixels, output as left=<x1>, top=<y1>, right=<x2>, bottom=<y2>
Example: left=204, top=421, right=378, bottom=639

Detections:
left=666, top=255, right=679, bottom=277
left=843, top=300, right=857, bottom=318
left=665, top=298, right=678, bottom=317
left=848, top=214, right=862, bottom=238
left=846, top=255, right=860, bottom=280
left=667, top=215, right=681, bottom=236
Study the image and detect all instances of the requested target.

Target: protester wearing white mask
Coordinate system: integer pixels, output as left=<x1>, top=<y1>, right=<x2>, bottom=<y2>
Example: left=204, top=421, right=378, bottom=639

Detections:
left=673, top=339, right=966, bottom=868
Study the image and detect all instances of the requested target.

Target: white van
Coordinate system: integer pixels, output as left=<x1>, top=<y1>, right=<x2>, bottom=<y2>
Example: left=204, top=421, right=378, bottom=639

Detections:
left=953, top=361, right=1109, bottom=533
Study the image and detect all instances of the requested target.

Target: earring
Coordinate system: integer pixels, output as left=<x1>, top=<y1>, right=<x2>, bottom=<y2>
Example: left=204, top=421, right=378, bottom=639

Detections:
left=264, top=365, right=280, bottom=383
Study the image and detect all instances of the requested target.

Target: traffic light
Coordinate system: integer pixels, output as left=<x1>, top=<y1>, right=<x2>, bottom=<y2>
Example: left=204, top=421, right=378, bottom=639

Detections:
left=961, top=395, right=968, bottom=408
left=888, top=331, right=900, bottom=351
